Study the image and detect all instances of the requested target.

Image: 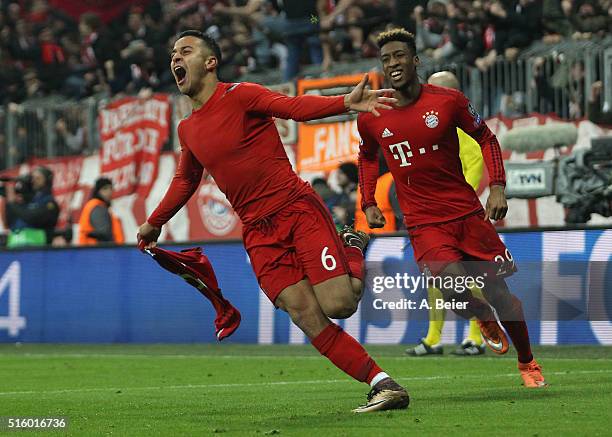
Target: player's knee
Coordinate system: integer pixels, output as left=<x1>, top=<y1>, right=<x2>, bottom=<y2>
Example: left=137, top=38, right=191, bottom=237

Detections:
left=350, top=278, right=363, bottom=299
left=282, top=299, right=324, bottom=330
left=321, top=296, right=358, bottom=319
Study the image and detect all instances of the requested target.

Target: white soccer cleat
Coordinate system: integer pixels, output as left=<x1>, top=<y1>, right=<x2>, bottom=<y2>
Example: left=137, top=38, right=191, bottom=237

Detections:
left=353, top=378, right=410, bottom=413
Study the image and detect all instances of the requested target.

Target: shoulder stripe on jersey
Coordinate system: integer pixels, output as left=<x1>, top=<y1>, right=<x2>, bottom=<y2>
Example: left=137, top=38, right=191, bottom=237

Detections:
left=225, top=83, right=240, bottom=94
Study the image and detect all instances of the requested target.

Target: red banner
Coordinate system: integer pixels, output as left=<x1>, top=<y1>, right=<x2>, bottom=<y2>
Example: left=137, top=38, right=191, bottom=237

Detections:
left=99, top=94, right=170, bottom=223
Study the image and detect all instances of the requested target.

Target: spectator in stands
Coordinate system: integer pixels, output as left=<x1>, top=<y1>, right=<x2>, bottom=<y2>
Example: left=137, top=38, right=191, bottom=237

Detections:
left=320, top=0, right=392, bottom=61
left=213, top=0, right=288, bottom=73
left=568, top=60, right=585, bottom=119
left=571, top=0, right=610, bottom=39
left=414, top=1, right=448, bottom=55
left=37, top=26, right=67, bottom=92
left=0, top=0, right=608, bottom=103
left=542, top=0, right=573, bottom=42
left=55, top=111, right=87, bottom=155
left=3, top=166, right=59, bottom=247
left=330, top=162, right=359, bottom=228
left=78, top=177, right=125, bottom=245
left=0, top=48, right=26, bottom=103
left=8, top=19, right=39, bottom=64
left=489, top=0, right=543, bottom=63
left=588, top=81, right=612, bottom=125
left=105, top=5, right=164, bottom=94
left=279, top=0, right=325, bottom=81
left=8, top=123, right=28, bottom=165
left=312, top=177, right=342, bottom=216
left=24, top=69, right=45, bottom=99
left=63, top=12, right=114, bottom=98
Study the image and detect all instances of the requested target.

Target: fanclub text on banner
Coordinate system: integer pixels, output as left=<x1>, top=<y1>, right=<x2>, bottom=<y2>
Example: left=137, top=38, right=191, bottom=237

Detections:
left=98, top=95, right=170, bottom=199
left=297, top=74, right=381, bottom=173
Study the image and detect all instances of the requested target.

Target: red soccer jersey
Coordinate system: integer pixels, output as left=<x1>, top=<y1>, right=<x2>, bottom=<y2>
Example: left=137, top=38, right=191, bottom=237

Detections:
left=148, top=82, right=346, bottom=227
left=357, top=84, right=505, bottom=228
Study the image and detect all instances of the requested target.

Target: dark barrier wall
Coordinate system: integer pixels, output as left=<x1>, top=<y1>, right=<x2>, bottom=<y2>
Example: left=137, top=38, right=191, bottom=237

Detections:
left=0, top=229, right=610, bottom=344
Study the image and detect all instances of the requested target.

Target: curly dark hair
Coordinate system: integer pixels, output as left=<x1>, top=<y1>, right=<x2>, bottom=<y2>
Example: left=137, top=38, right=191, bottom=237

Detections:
left=375, top=28, right=417, bottom=55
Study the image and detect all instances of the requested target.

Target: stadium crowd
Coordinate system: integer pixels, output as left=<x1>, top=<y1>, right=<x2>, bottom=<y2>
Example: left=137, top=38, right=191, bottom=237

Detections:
left=0, top=0, right=610, bottom=103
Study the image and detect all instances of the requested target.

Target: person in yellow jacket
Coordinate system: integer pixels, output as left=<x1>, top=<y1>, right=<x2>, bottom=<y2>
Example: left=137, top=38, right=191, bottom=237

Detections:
left=406, top=71, right=487, bottom=356
left=78, top=177, right=125, bottom=245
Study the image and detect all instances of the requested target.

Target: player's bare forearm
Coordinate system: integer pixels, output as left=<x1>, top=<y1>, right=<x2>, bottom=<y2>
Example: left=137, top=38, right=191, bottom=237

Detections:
left=485, top=184, right=508, bottom=221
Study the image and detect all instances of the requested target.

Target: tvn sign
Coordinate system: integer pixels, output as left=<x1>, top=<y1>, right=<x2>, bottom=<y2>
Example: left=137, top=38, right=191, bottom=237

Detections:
left=507, top=168, right=546, bottom=191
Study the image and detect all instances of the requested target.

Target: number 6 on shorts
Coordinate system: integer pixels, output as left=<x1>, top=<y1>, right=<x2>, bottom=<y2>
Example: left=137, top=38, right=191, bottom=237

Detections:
left=321, top=246, right=337, bottom=271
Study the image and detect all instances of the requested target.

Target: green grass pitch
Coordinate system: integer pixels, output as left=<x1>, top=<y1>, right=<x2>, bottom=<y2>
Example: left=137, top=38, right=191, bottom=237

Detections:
left=1, top=344, right=611, bottom=436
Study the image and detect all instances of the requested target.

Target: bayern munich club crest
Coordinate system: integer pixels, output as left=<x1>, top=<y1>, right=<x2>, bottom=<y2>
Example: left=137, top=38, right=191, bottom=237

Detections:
left=197, top=183, right=238, bottom=236
left=423, top=110, right=439, bottom=128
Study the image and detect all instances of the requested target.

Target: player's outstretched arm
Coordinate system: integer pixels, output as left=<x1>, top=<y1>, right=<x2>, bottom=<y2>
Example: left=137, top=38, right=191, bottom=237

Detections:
left=238, top=75, right=396, bottom=122
left=138, top=146, right=203, bottom=249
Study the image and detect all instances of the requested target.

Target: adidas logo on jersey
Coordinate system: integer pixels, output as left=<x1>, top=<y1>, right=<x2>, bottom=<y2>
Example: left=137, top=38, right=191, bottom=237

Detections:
left=381, top=128, right=393, bottom=138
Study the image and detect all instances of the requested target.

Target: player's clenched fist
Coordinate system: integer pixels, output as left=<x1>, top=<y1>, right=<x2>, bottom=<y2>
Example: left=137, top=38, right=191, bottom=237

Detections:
left=365, top=205, right=386, bottom=228
left=485, top=185, right=508, bottom=221
left=137, top=222, right=161, bottom=250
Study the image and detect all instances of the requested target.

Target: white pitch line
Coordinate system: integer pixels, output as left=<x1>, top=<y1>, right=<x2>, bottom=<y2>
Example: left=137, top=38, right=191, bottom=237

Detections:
left=0, top=370, right=610, bottom=397
left=1, top=353, right=611, bottom=362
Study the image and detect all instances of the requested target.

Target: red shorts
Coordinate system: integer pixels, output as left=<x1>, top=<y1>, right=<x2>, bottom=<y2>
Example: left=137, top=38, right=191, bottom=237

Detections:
left=407, top=211, right=517, bottom=277
left=243, top=192, right=349, bottom=303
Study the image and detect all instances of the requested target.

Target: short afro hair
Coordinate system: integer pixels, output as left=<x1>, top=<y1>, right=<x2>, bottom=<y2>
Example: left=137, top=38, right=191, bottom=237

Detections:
left=176, top=29, right=222, bottom=63
left=376, top=28, right=417, bottom=55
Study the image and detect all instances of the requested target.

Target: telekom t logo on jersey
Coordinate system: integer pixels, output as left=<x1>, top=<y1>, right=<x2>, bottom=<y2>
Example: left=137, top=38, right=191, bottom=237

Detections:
left=389, top=141, right=439, bottom=167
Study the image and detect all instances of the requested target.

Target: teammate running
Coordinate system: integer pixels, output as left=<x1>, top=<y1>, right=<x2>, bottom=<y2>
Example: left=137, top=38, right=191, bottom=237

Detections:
left=406, top=71, right=487, bottom=357
left=357, top=28, right=547, bottom=388
left=137, top=30, right=410, bottom=412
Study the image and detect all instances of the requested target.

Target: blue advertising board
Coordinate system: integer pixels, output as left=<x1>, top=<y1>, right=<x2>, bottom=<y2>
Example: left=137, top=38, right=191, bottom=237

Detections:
left=0, top=229, right=610, bottom=344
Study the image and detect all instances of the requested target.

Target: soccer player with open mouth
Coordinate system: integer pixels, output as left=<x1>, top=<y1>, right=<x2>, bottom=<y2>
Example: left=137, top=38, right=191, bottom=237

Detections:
left=137, top=30, right=410, bottom=413
left=357, top=28, right=547, bottom=389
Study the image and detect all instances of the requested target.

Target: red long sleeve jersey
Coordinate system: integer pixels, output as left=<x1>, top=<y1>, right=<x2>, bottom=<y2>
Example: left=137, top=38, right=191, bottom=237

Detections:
left=357, top=84, right=505, bottom=228
left=148, top=82, right=346, bottom=227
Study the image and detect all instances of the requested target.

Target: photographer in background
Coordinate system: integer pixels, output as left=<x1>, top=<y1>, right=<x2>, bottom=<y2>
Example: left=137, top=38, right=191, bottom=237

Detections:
left=2, top=167, right=59, bottom=248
